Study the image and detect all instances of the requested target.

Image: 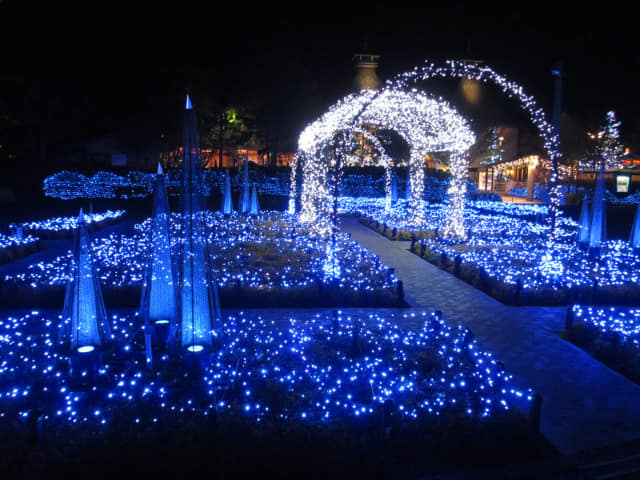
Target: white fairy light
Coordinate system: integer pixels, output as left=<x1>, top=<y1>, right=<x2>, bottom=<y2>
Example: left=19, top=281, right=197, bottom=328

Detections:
left=389, top=60, right=562, bottom=241
left=296, top=87, right=475, bottom=237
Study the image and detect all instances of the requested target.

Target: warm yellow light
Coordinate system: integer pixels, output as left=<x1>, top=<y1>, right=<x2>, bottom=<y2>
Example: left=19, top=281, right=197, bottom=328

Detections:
left=460, top=77, right=481, bottom=104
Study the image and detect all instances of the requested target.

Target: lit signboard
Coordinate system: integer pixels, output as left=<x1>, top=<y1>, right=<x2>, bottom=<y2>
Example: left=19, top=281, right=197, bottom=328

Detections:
left=616, top=175, right=631, bottom=193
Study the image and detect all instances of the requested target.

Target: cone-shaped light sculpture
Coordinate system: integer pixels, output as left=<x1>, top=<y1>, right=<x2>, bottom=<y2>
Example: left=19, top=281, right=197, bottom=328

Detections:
left=222, top=169, right=234, bottom=214
left=630, top=205, right=640, bottom=250
left=250, top=183, right=260, bottom=215
left=589, top=157, right=607, bottom=256
left=577, top=196, right=591, bottom=247
left=241, top=156, right=251, bottom=213
left=140, top=162, right=178, bottom=350
left=60, top=209, right=111, bottom=354
left=180, top=95, right=221, bottom=354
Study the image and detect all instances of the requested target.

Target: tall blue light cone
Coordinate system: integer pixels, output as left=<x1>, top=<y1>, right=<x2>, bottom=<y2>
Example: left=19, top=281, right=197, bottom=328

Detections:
left=222, top=169, right=234, bottom=214
left=589, top=157, right=607, bottom=256
left=577, top=196, right=591, bottom=247
left=630, top=205, right=640, bottom=250
left=60, top=209, right=111, bottom=355
left=180, top=95, right=220, bottom=353
left=241, top=156, right=251, bottom=213
left=140, top=163, right=178, bottom=350
left=250, top=183, right=260, bottom=215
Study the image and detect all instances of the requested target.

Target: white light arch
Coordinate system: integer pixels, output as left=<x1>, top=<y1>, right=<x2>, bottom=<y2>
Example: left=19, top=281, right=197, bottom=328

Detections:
left=389, top=60, right=562, bottom=240
left=295, top=87, right=475, bottom=237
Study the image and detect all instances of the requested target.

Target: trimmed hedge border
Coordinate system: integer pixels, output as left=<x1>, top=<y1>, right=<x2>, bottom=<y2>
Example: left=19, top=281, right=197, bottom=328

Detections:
left=0, top=281, right=406, bottom=309
left=0, top=240, right=42, bottom=266
left=0, top=384, right=553, bottom=479
left=17, top=214, right=123, bottom=241
left=563, top=310, right=640, bottom=386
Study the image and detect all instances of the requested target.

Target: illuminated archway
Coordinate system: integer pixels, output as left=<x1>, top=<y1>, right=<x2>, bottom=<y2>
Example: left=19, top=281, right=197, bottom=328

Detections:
left=390, top=60, right=562, bottom=240
left=295, top=87, right=475, bottom=237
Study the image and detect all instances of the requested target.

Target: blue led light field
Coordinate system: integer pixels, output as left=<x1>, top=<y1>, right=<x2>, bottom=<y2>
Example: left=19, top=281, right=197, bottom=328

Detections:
left=347, top=197, right=640, bottom=305
left=2, top=211, right=402, bottom=308
left=0, top=309, right=533, bottom=428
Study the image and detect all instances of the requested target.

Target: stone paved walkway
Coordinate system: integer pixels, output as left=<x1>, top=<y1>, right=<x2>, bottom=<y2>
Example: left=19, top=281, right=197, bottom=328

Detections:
left=340, top=215, right=640, bottom=456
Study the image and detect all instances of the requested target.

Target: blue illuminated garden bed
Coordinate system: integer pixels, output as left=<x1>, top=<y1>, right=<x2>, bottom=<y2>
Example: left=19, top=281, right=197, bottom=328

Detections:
left=1, top=211, right=404, bottom=308
left=407, top=239, right=640, bottom=307
left=0, top=309, right=553, bottom=477
left=563, top=306, right=640, bottom=385
left=7, top=210, right=126, bottom=241
left=350, top=198, right=640, bottom=307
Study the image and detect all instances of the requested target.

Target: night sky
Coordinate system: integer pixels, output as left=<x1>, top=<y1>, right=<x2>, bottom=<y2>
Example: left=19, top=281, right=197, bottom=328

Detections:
left=1, top=0, right=639, bottom=159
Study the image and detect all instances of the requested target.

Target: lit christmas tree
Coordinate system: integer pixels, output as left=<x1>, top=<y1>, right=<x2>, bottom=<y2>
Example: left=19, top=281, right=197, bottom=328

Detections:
left=601, top=111, right=625, bottom=169
left=585, top=110, right=625, bottom=170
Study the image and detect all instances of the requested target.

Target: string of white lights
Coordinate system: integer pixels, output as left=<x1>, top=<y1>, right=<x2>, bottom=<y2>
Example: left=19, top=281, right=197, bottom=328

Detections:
left=296, top=87, right=475, bottom=237
left=389, top=60, right=562, bottom=241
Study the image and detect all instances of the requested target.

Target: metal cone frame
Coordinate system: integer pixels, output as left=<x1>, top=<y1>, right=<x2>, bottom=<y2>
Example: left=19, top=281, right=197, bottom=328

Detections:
left=179, top=95, right=221, bottom=357
left=250, top=183, right=260, bottom=215
left=61, top=209, right=111, bottom=382
left=140, top=163, right=178, bottom=354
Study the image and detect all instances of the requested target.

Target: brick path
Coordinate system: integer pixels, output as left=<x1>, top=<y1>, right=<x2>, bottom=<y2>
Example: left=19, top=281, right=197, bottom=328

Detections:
left=340, top=215, right=640, bottom=456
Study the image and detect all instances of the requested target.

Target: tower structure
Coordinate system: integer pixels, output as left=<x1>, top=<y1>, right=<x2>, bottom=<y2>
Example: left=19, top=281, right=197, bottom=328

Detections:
left=353, top=54, right=381, bottom=91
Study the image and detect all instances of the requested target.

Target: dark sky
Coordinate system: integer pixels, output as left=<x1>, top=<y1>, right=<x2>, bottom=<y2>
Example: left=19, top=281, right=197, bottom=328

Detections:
left=1, top=0, right=639, bottom=153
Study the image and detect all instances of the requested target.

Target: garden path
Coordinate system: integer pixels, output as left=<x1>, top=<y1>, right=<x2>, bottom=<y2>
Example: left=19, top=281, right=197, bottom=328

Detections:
left=339, top=215, right=640, bottom=456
